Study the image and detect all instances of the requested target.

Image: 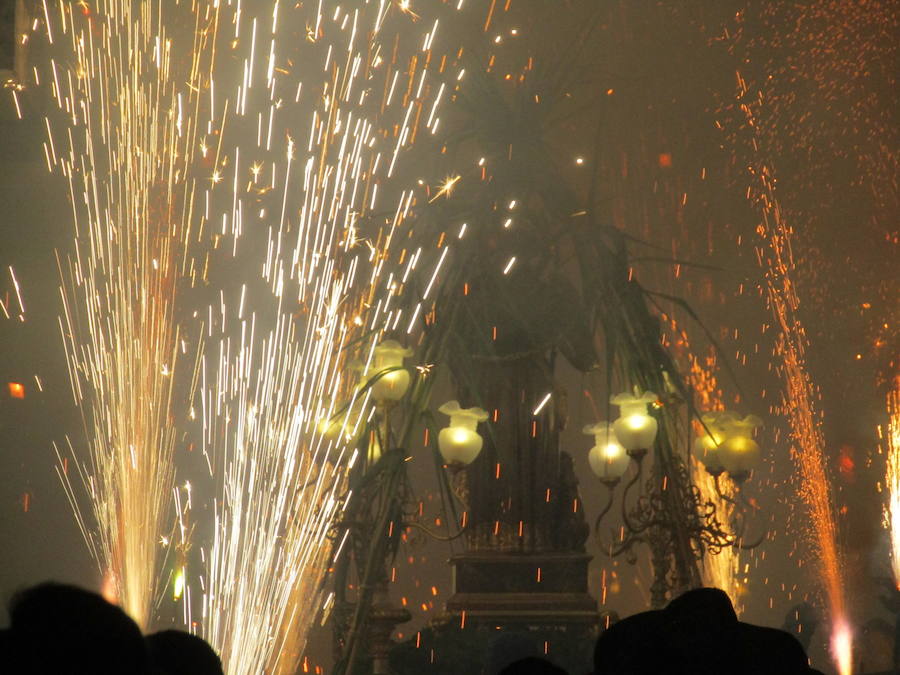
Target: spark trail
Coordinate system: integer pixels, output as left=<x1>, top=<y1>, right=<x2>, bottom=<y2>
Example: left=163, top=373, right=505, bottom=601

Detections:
left=192, top=2, right=456, bottom=672
left=885, top=384, right=900, bottom=587
left=687, top=348, right=743, bottom=609
left=35, top=0, right=464, bottom=666
left=734, top=70, right=852, bottom=675
left=41, top=0, right=219, bottom=628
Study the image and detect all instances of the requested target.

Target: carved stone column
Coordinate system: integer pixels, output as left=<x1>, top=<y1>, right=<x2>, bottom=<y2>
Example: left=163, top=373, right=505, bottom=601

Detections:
left=368, top=581, right=411, bottom=675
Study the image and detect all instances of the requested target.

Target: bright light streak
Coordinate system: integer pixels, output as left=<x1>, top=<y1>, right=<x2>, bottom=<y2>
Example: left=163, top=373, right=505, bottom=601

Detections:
left=37, top=0, right=459, bottom=668
left=885, top=386, right=900, bottom=587
left=42, top=0, right=219, bottom=629
left=734, top=65, right=851, bottom=671
left=532, top=392, right=552, bottom=416
left=830, top=619, right=853, bottom=675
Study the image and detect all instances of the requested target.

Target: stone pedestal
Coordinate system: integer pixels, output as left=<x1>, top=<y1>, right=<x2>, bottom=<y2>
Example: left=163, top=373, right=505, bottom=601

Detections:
left=445, top=552, right=597, bottom=625
left=368, top=582, right=411, bottom=675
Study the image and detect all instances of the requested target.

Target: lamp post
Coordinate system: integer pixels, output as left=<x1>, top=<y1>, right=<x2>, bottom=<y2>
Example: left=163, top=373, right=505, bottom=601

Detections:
left=437, top=401, right=489, bottom=467
left=589, top=388, right=763, bottom=608
left=611, top=390, right=659, bottom=459
left=332, top=339, right=415, bottom=675
left=583, top=422, right=630, bottom=486
left=369, top=340, right=414, bottom=403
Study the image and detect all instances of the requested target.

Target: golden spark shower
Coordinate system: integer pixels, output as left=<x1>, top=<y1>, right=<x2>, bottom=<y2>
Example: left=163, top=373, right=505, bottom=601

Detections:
left=5, top=1, right=894, bottom=674
left=33, top=0, right=456, bottom=668
left=40, top=0, right=218, bottom=629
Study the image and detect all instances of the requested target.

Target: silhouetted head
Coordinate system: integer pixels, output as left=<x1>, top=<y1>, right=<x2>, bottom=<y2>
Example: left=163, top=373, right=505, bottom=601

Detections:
left=146, top=629, right=224, bottom=675
left=735, top=622, right=814, bottom=675
left=498, top=656, right=567, bottom=674
left=856, top=618, right=894, bottom=674
left=0, top=628, right=14, bottom=668
left=7, top=581, right=148, bottom=674
left=595, top=588, right=817, bottom=675
left=666, top=587, right=738, bottom=625
left=485, top=632, right=540, bottom=674
left=781, top=601, right=819, bottom=651
left=593, top=608, right=668, bottom=675
left=661, top=587, right=739, bottom=671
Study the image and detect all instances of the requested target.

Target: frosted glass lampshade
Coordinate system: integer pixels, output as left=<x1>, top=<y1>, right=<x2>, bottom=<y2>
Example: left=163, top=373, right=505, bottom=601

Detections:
left=437, top=400, right=489, bottom=466
left=693, top=412, right=736, bottom=475
left=611, top=390, right=659, bottom=453
left=584, top=422, right=630, bottom=482
left=317, top=397, right=365, bottom=442
left=718, top=414, right=763, bottom=478
left=369, top=340, right=413, bottom=402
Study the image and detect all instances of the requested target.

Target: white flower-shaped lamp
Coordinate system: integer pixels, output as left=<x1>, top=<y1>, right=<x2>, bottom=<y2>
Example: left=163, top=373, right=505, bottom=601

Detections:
left=437, top=400, right=489, bottom=466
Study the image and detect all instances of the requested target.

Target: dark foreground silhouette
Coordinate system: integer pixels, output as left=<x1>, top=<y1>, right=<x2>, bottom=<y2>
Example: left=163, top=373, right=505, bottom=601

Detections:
left=498, top=656, right=568, bottom=674
left=1, top=582, right=148, bottom=673
left=594, top=587, right=825, bottom=675
left=0, top=582, right=841, bottom=674
left=0, top=582, right=222, bottom=674
left=146, top=629, right=224, bottom=675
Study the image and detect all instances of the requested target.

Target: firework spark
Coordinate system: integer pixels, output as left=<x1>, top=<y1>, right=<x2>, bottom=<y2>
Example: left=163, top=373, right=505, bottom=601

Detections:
left=191, top=2, right=455, bottom=672
left=687, top=349, right=744, bottom=611
left=34, top=0, right=453, bottom=664
left=731, top=68, right=852, bottom=674
left=39, top=0, right=219, bottom=628
left=885, top=385, right=900, bottom=587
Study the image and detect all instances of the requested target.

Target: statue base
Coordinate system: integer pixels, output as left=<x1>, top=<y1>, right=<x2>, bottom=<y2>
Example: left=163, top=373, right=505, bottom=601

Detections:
left=445, top=552, right=598, bottom=625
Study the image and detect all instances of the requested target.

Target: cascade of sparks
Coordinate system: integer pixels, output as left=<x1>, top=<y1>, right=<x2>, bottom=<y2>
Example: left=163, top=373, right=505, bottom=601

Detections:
left=734, top=71, right=852, bottom=674
left=36, top=2, right=454, bottom=665
left=41, top=0, right=219, bottom=628
left=191, top=2, right=454, bottom=673
left=885, top=385, right=900, bottom=587
left=661, top=314, right=744, bottom=609
left=687, top=349, right=743, bottom=610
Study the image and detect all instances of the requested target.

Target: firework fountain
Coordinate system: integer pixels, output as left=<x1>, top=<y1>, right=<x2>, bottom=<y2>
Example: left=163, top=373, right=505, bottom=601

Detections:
left=686, top=346, right=743, bottom=609
left=21, top=0, right=891, bottom=672
left=41, top=0, right=218, bottom=628
left=191, top=1, right=455, bottom=670
left=886, top=385, right=900, bottom=588
left=732, top=70, right=853, bottom=674
left=33, top=0, right=455, bottom=669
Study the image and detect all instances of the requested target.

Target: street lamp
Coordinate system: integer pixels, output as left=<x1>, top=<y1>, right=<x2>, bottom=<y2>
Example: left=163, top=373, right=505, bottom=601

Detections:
left=437, top=400, right=488, bottom=467
left=369, top=340, right=413, bottom=403
left=611, top=389, right=659, bottom=458
left=693, top=412, right=763, bottom=484
left=693, top=412, right=734, bottom=477
left=583, top=422, right=630, bottom=485
left=717, top=414, right=763, bottom=483
left=589, top=388, right=762, bottom=607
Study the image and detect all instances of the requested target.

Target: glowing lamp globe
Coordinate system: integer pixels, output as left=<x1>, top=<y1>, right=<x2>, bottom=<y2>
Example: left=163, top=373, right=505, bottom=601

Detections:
left=718, top=414, right=763, bottom=480
left=317, top=397, right=365, bottom=442
left=369, top=340, right=413, bottom=402
left=317, top=405, right=348, bottom=441
left=693, top=412, right=735, bottom=476
left=611, top=390, right=659, bottom=454
left=437, top=400, right=489, bottom=466
left=318, top=415, right=344, bottom=442
left=583, top=422, right=630, bottom=483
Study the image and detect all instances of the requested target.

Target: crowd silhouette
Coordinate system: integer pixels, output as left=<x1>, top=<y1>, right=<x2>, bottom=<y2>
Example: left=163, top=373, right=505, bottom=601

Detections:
left=0, top=582, right=222, bottom=674
left=0, top=581, right=885, bottom=673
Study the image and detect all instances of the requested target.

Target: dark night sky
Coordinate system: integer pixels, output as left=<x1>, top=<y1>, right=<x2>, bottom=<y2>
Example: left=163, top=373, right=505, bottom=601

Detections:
left=0, top=2, right=897, bottom=674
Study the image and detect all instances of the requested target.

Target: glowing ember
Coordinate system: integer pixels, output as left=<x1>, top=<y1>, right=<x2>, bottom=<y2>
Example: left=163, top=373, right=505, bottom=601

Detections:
left=885, top=385, right=900, bottom=588
left=830, top=618, right=853, bottom=675
left=733, top=68, right=852, bottom=673
left=39, top=0, right=218, bottom=629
